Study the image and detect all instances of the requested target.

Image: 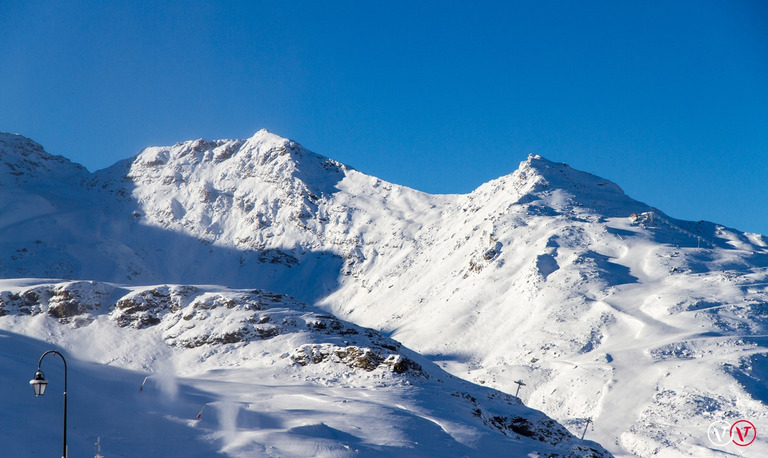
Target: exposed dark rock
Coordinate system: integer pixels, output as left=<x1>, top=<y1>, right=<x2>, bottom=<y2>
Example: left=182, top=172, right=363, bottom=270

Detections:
left=290, top=344, right=423, bottom=376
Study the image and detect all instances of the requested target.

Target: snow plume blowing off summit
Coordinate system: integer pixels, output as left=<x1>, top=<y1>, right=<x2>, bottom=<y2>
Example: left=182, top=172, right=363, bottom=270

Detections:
left=2, top=129, right=768, bottom=456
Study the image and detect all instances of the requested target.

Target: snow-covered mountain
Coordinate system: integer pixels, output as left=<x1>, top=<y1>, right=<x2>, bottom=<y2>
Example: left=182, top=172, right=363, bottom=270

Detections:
left=2, top=129, right=767, bottom=456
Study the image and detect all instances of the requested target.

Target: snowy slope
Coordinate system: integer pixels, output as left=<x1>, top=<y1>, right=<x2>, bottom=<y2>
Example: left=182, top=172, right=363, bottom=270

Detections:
left=2, top=130, right=768, bottom=456
left=322, top=157, right=768, bottom=457
left=0, top=280, right=607, bottom=457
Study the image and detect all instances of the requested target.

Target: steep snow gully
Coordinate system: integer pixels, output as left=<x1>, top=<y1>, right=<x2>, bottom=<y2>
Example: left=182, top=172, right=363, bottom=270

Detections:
left=2, top=130, right=768, bottom=457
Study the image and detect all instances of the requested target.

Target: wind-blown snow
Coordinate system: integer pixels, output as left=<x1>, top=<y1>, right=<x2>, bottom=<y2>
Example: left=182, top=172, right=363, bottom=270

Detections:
left=2, top=129, right=768, bottom=456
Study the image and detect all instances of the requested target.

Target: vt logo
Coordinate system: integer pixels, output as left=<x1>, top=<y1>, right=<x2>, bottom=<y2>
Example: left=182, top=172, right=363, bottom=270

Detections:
left=730, top=420, right=757, bottom=447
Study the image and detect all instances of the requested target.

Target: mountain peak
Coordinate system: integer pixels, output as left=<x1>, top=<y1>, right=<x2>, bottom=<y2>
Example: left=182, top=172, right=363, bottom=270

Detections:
left=241, top=128, right=290, bottom=150
left=0, top=131, right=42, bottom=148
left=469, top=153, right=641, bottom=220
left=503, top=153, right=649, bottom=217
left=521, top=154, right=625, bottom=195
left=0, top=132, right=88, bottom=184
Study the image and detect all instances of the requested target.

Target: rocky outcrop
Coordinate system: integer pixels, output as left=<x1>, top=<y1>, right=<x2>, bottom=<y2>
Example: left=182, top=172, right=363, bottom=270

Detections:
left=0, top=281, right=114, bottom=325
left=289, top=343, right=423, bottom=375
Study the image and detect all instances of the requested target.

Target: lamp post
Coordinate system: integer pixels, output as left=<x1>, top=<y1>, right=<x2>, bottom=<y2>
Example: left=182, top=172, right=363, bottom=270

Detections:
left=30, top=350, right=68, bottom=458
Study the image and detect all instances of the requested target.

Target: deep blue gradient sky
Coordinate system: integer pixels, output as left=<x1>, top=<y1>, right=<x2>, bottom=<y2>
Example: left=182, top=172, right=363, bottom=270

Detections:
left=2, top=1, right=767, bottom=235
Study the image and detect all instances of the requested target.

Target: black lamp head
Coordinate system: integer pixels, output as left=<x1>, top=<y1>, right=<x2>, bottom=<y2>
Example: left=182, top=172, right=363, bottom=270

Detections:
left=30, top=370, right=48, bottom=396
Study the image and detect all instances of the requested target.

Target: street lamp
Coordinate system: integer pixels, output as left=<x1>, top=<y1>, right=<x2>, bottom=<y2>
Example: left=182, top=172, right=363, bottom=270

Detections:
left=30, top=350, right=68, bottom=458
left=30, top=370, right=48, bottom=395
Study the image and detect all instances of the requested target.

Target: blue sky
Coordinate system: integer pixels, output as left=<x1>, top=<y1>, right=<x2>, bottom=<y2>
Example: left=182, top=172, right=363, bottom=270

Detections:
left=2, top=1, right=767, bottom=235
